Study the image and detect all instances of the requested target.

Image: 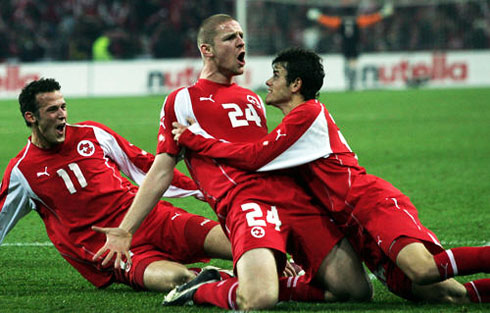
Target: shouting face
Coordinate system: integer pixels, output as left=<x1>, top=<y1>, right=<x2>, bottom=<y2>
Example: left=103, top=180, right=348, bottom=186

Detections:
left=28, top=90, right=67, bottom=149
left=211, top=20, right=246, bottom=77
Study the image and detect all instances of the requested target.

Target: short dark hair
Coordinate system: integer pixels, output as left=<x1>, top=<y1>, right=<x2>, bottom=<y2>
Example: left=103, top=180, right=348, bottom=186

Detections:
left=272, top=48, right=325, bottom=100
left=18, top=78, right=61, bottom=127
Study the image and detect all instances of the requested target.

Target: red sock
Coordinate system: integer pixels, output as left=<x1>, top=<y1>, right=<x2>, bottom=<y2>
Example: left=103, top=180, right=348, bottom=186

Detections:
left=464, top=279, right=490, bottom=303
left=278, top=276, right=325, bottom=302
left=193, top=277, right=239, bottom=309
left=193, top=275, right=325, bottom=309
left=433, top=247, right=490, bottom=279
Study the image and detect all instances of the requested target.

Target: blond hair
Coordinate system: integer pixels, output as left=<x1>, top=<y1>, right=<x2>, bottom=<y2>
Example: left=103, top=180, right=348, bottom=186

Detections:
left=197, top=14, right=235, bottom=48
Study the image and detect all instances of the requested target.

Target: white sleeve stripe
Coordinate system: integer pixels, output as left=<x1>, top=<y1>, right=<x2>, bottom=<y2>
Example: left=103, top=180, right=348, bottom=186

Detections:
left=258, top=106, right=332, bottom=172
left=162, top=185, right=203, bottom=198
left=91, top=126, right=147, bottom=185
left=0, top=162, right=38, bottom=244
left=187, top=123, right=216, bottom=139
left=175, top=88, right=198, bottom=127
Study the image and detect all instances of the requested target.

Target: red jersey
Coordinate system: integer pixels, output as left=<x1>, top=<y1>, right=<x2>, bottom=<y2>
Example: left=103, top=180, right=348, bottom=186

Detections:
left=0, top=121, right=202, bottom=286
left=178, top=99, right=364, bottom=213
left=178, top=99, right=442, bottom=277
left=157, top=79, right=270, bottom=211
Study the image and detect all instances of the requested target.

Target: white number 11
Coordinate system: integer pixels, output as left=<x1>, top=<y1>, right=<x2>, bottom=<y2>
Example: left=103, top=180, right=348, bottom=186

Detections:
left=57, top=163, right=87, bottom=194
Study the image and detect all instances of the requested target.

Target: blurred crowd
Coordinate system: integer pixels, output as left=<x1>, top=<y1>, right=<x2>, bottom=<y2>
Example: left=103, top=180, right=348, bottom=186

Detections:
left=0, top=0, right=489, bottom=63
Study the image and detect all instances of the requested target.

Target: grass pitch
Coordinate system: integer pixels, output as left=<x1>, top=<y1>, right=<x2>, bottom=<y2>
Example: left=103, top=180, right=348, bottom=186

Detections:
left=0, top=88, right=489, bottom=312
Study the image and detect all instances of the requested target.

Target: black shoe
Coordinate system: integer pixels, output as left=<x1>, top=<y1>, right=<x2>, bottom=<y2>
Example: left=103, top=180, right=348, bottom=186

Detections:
left=162, top=268, right=221, bottom=306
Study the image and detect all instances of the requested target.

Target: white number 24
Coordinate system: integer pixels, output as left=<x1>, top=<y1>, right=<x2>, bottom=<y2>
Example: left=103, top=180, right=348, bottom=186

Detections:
left=222, top=103, right=262, bottom=128
left=241, top=203, right=282, bottom=231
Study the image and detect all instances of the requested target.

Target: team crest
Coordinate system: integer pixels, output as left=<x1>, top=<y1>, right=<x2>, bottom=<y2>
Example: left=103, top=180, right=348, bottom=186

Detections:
left=251, top=226, right=265, bottom=238
left=247, top=95, right=261, bottom=110
left=77, top=140, right=95, bottom=157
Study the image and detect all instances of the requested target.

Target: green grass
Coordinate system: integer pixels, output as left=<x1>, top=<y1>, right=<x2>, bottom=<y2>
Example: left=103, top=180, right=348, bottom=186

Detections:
left=1, top=88, right=489, bottom=312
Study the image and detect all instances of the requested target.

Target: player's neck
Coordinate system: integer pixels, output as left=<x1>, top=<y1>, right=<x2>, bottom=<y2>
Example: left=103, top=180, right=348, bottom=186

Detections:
left=200, top=65, right=234, bottom=85
left=281, top=96, right=304, bottom=115
left=30, top=131, right=57, bottom=150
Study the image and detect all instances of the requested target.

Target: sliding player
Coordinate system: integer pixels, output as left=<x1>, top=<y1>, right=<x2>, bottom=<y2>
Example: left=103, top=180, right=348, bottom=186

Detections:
left=0, top=78, right=231, bottom=292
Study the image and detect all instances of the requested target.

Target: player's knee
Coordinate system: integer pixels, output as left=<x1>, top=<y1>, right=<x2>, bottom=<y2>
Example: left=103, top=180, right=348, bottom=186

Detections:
left=332, top=277, right=373, bottom=302
left=404, top=264, right=435, bottom=285
left=144, top=266, right=195, bottom=292
left=165, top=270, right=195, bottom=291
left=397, top=244, right=439, bottom=285
left=237, top=287, right=278, bottom=310
left=238, top=292, right=277, bottom=310
left=351, top=279, right=374, bottom=302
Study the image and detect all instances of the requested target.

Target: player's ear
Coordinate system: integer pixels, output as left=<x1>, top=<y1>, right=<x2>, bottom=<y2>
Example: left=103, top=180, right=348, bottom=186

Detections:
left=24, top=111, right=37, bottom=125
left=200, top=43, right=214, bottom=57
left=290, top=77, right=302, bottom=93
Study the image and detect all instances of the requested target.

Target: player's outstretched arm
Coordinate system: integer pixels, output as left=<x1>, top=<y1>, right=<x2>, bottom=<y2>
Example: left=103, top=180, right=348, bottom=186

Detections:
left=173, top=103, right=325, bottom=172
left=92, top=153, right=176, bottom=268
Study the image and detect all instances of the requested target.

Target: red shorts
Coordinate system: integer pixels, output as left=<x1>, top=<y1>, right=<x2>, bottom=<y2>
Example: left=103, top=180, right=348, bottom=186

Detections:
left=218, top=175, right=343, bottom=281
left=114, top=201, right=218, bottom=290
left=349, top=192, right=442, bottom=258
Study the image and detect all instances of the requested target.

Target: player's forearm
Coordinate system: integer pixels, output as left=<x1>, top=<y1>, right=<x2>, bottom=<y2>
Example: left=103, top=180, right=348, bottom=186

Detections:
left=119, top=154, right=175, bottom=234
left=179, top=128, right=265, bottom=170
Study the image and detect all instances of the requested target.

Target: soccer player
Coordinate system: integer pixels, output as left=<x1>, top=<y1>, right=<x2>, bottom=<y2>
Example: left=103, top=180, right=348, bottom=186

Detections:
left=307, top=3, right=393, bottom=90
left=0, top=78, right=233, bottom=292
left=95, top=14, right=372, bottom=310
left=172, top=48, right=490, bottom=303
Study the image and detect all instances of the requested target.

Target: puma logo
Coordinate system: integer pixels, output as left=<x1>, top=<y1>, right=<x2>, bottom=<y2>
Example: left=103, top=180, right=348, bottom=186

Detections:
left=37, top=167, right=50, bottom=177
left=199, top=94, right=215, bottom=102
left=275, top=129, right=287, bottom=141
left=440, top=263, right=449, bottom=279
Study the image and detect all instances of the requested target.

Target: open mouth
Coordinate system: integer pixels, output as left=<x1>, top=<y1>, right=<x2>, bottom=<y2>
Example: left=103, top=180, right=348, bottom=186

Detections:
left=56, top=123, right=66, bottom=135
left=237, top=52, right=246, bottom=65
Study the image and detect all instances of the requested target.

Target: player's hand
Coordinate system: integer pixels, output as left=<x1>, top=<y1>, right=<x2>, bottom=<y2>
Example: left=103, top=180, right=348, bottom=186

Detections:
left=172, top=122, right=188, bottom=142
left=172, top=117, right=196, bottom=142
left=92, top=226, right=133, bottom=269
left=307, top=8, right=321, bottom=21
left=283, top=259, right=305, bottom=277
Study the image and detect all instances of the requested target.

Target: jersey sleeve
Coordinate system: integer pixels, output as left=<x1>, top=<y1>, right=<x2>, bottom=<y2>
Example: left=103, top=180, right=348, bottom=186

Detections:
left=0, top=160, right=35, bottom=244
left=80, top=121, right=202, bottom=199
left=166, top=168, right=204, bottom=200
left=179, top=102, right=332, bottom=172
left=80, top=121, right=154, bottom=186
left=156, top=90, right=183, bottom=156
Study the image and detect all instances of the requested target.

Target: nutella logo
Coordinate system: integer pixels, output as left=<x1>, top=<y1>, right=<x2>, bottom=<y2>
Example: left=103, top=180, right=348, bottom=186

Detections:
left=147, top=67, right=200, bottom=91
left=147, top=67, right=252, bottom=92
left=0, top=65, right=39, bottom=91
left=361, top=53, right=468, bottom=87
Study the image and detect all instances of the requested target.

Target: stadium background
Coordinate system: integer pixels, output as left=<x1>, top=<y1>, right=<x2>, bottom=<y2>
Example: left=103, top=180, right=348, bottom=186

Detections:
left=1, top=0, right=489, bottom=61
left=1, top=0, right=490, bottom=97
left=1, top=0, right=489, bottom=312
